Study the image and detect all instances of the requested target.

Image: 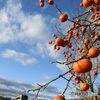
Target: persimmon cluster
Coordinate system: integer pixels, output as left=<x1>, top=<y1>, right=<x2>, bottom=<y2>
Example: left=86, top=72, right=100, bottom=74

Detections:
left=80, top=0, right=100, bottom=7
left=38, top=1, right=100, bottom=100
left=48, top=0, right=99, bottom=90
left=39, top=0, right=54, bottom=7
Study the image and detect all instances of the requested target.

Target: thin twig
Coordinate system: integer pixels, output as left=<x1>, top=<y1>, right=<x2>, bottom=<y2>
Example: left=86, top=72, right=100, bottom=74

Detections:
left=26, top=69, right=72, bottom=93
left=62, top=75, right=74, bottom=95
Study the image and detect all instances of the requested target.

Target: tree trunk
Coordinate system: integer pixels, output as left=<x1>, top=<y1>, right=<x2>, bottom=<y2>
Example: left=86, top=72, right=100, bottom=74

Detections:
left=90, top=85, right=97, bottom=100
left=88, top=72, right=97, bottom=100
left=93, top=96, right=97, bottom=100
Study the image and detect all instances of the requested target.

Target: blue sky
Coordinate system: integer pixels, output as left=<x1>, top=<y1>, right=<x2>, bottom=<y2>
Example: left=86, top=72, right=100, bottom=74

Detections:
left=0, top=0, right=99, bottom=99
left=0, top=0, right=81, bottom=83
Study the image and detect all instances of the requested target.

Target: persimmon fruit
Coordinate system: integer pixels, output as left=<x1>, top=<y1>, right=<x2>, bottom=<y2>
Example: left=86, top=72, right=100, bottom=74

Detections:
left=55, top=38, right=64, bottom=46
left=53, top=34, right=57, bottom=39
left=84, top=38, right=90, bottom=44
left=60, top=13, right=68, bottom=22
left=88, top=47, right=99, bottom=58
left=48, top=0, right=54, bottom=5
left=81, top=26, right=86, bottom=33
left=40, top=0, right=44, bottom=2
left=80, top=2, right=83, bottom=6
left=48, top=41, right=53, bottom=44
left=40, top=2, right=44, bottom=7
left=73, top=58, right=92, bottom=73
left=54, top=96, right=65, bottom=100
left=94, top=0, right=100, bottom=5
left=90, top=32, right=95, bottom=38
left=80, top=83, right=89, bottom=91
left=55, top=38, right=68, bottom=47
left=82, top=0, right=93, bottom=7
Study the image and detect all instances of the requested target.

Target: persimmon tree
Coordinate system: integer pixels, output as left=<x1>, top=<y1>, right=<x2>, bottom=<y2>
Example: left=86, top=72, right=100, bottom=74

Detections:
left=26, top=0, right=100, bottom=100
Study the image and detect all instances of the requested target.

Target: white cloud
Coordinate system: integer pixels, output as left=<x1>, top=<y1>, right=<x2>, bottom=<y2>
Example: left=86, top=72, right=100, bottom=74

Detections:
left=0, top=77, right=60, bottom=100
left=0, top=0, right=67, bottom=71
left=1, top=49, right=37, bottom=65
left=56, top=63, right=66, bottom=71
left=43, top=75, right=51, bottom=80
left=0, top=0, right=49, bottom=44
left=0, top=11, right=8, bottom=23
left=30, top=41, right=67, bottom=71
left=47, top=45, right=61, bottom=59
left=33, top=42, right=62, bottom=59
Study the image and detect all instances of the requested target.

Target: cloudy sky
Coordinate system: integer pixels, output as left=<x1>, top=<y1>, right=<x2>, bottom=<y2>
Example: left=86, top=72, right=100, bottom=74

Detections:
left=1, top=0, right=99, bottom=99
left=0, top=77, right=62, bottom=100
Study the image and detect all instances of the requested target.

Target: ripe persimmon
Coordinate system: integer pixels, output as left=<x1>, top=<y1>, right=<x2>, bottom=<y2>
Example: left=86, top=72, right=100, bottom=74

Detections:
left=55, top=38, right=69, bottom=47
left=90, top=32, right=95, bottom=38
left=40, top=2, right=44, bottom=7
left=54, top=96, right=65, bottom=100
left=94, top=0, right=100, bottom=5
left=53, top=34, right=57, bottom=39
left=82, top=0, right=93, bottom=7
left=88, top=47, right=99, bottom=58
left=60, top=13, right=68, bottom=22
left=48, top=0, right=54, bottom=5
left=48, top=41, right=53, bottom=44
left=55, top=38, right=64, bottom=46
left=84, top=38, right=90, bottom=44
left=73, top=58, right=92, bottom=73
left=80, top=2, right=83, bottom=6
left=80, top=83, right=89, bottom=91
left=81, top=26, right=86, bottom=33
left=40, top=0, right=44, bottom=2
